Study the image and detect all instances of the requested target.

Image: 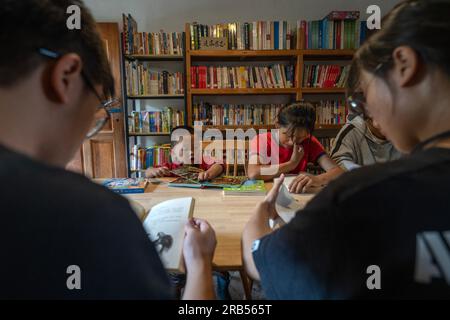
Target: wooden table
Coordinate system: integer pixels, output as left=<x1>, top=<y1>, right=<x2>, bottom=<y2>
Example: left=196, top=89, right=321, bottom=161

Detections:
left=124, top=178, right=315, bottom=298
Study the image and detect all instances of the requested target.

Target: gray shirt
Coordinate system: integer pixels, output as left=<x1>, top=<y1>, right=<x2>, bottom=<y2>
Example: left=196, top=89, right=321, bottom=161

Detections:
left=331, top=116, right=402, bottom=170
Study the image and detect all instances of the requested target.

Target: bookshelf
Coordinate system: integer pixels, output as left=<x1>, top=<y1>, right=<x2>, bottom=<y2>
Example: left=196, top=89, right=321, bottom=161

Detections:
left=184, top=23, right=354, bottom=133
left=121, top=30, right=187, bottom=177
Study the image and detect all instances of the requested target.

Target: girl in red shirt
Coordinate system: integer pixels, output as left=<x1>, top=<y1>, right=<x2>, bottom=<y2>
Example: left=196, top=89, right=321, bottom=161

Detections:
left=248, top=102, right=343, bottom=193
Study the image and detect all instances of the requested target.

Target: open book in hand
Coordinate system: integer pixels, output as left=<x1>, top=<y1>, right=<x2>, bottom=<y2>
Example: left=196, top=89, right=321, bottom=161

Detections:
left=142, top=197, right=195, bottom=273
left=271, top=179, right=306, bottom=228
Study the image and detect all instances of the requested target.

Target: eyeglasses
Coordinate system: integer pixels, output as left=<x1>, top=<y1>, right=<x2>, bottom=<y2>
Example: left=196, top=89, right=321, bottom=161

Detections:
left=347, top=62, right=385, bottom=119
left=38, top=48, right=119, bottom=138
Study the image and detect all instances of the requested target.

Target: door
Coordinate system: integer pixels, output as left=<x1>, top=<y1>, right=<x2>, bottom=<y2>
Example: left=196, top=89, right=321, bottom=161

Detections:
left=66, top=22, right=127, bottom=178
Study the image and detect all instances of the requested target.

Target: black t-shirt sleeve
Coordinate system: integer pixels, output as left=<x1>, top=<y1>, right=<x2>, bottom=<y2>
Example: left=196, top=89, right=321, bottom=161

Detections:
left=252, top=204, right=340, bottom=299
left=65, top=196, right=174, bottom=299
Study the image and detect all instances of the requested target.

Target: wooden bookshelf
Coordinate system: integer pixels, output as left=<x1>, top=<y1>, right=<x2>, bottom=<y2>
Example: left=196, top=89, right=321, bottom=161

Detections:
left=185, top=23, right=355, bottom=129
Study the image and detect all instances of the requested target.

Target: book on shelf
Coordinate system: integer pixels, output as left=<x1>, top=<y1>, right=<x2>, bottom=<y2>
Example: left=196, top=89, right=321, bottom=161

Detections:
left=101, top=178, right=148, bottom=194
left=223, top=180, right=266, bottom=196
left=142, top=197, right=195, bottom=272
left=317, top=137, right=337, bottom=155
left=302, top=64, right=350, bottom=88
left=296, top=11, right=368, bottom=49
left=190, top=65, right=295, bottom=89
left=125, top=60, right=184, bottom=96
left=192, top=102, right=283, bottom=126
left=123, top=14, right=184, bottom=55
left=312, top=99, right=348, bottom=125
left=129, top=108, right=185, bottom=133
left=189, top=21, right=295, bottom=50
left=130, top=144, right=172, bottom=172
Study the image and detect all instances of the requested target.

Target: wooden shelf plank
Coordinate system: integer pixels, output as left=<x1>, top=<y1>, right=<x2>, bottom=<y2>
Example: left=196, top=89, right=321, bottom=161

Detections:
left=200, top=124, right=343, bottom=130
left=128, top=132, right=170, bottom=136
left=127, top=94, right=185, bottom=99
left=189, top=50, right=300, bottom=57
left=125, top=54, right=184, bottom=61
left=190, top=88, right=298, bottom=95
left=301, top=88, right=347, bottom=94
left=302, top=49, right=355, bottom=57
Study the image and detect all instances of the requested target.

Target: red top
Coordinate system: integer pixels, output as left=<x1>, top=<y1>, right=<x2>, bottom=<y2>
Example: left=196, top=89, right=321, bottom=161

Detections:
left=249, top=132, right=326, bottom=174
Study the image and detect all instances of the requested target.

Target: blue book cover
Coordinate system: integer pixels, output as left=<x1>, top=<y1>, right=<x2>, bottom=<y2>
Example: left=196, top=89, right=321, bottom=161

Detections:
left=102, top=178, right=148, bottom=194
left=274, top=21, right=279, bottom=50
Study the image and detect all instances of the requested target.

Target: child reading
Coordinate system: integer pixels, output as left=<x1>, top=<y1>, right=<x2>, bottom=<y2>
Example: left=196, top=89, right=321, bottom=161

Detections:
left=247, top=103, right=343, bottom=193
left=145, top=126, right=224, bottom=181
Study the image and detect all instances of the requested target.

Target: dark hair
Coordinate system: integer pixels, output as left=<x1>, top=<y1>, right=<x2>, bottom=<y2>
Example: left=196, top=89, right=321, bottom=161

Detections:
left=0, top=0, right=115, bottom=98
left=352, top=0, right=450, bottom=88
left=276, top=102, right=316, bottom=136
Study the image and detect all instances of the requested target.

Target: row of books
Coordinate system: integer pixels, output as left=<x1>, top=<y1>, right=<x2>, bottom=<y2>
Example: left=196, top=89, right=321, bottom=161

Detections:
left=312, top=100, right=348, bottom=125
left=297, top=11, right=368, bottom=49
left=130, top=144, right=171, bottom=171
left=192, top=103, right=284, bottom=126
left=302, top=64, right=350, bottom=88
left=125, top=61, right=184, bottom=96
left=122, top=14, right=184, bottom=55
left=129, top=108, right=185, bottom=133
left=190, top=21, right=295, bottom=50
left=190, top=65, right=295, bottom=89
left=317, top=137, right=336, bottom=156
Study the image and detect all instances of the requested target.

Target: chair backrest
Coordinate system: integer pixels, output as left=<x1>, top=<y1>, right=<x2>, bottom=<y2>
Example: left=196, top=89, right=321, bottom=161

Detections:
left=202, top=139, right=250, bottom=176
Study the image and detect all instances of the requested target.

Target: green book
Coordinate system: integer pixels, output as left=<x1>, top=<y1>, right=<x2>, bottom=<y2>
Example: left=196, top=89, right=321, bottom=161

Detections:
left=223, top=180, right=266, bottom=196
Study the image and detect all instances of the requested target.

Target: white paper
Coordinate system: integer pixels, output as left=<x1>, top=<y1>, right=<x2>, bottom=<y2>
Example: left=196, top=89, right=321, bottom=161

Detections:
left=142, top=197, right=193, bottom=272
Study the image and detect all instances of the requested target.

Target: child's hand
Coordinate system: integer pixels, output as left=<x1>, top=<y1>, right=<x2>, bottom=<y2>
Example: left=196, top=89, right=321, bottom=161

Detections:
left=198, top=171, right=210, bottom=181
left=288, top=144, right=305, bottom=169
left=145, top=166, right=169, bottom=178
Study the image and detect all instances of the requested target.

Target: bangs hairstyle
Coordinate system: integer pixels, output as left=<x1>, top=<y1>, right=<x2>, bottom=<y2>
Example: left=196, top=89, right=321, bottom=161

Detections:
left=353, top=0, right=450, bottom=82
left=0, top=0, right=115, bottom=99
left=276, top=102, right=316, bottom=137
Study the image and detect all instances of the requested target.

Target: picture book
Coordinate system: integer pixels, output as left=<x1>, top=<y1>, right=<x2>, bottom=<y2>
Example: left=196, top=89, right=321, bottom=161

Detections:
left=168, top=176, right=246, bottom=189
left=142, top=197, right=195, bottom=273
left=102, top=178, right=148, bottom=194
left=223, top=180, right=266, bottom=196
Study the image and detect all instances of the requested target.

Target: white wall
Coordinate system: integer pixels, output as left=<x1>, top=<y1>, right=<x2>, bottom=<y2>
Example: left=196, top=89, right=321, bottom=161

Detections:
left=84, top=0, right=399, bottom=32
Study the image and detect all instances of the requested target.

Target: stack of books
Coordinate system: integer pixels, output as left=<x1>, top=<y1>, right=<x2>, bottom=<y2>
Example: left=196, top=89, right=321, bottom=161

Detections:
left=125, top=61, right=184, bottom=96
left=297, top=11, right=368, bottom=49
left=313, top=99, right=348, bottom=125
left=192, top=103, right=283, bottom=126
left=190, top=21, right=295, bottom=50
left=130, top=144, right=172, bottom=171
left=123, top=14, right=184, bottom=55
left=129, top=108, right=185, bottom=133
left=302, top=64, right=350, bottom=88
left=190, top=65, right=295, bottom=89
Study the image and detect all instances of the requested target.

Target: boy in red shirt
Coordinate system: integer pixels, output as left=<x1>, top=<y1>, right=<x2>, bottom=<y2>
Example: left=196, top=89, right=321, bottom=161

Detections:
left=146, top=126, right=224, bottom=181
left=248, top=103, right=343, bottom=193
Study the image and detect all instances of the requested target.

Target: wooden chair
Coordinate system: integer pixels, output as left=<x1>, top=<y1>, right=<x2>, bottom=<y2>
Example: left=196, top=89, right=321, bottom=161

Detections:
left=202, top=139, right=250, bottom=176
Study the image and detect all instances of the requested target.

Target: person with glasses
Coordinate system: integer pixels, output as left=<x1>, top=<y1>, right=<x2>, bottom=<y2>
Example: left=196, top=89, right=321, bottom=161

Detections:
left=330, top=113, right=402, bottom=171
left=0, top=0, right=216, bottom=300
left=242, top=0, right=450, bottom=299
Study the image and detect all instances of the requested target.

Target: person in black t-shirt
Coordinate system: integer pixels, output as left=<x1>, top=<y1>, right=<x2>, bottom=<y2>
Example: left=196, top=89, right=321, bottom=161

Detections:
left=0, top=0, right=216, bottom=299
left=243, top=0, right=450, bottom=299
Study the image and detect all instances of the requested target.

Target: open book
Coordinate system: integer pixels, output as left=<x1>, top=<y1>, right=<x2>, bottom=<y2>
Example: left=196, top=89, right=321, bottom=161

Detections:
left=271, top=179, right=305, bottom=228
left=142, top=197, right=194, bottom=273
left=168, top=166, right=246, bottom=189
